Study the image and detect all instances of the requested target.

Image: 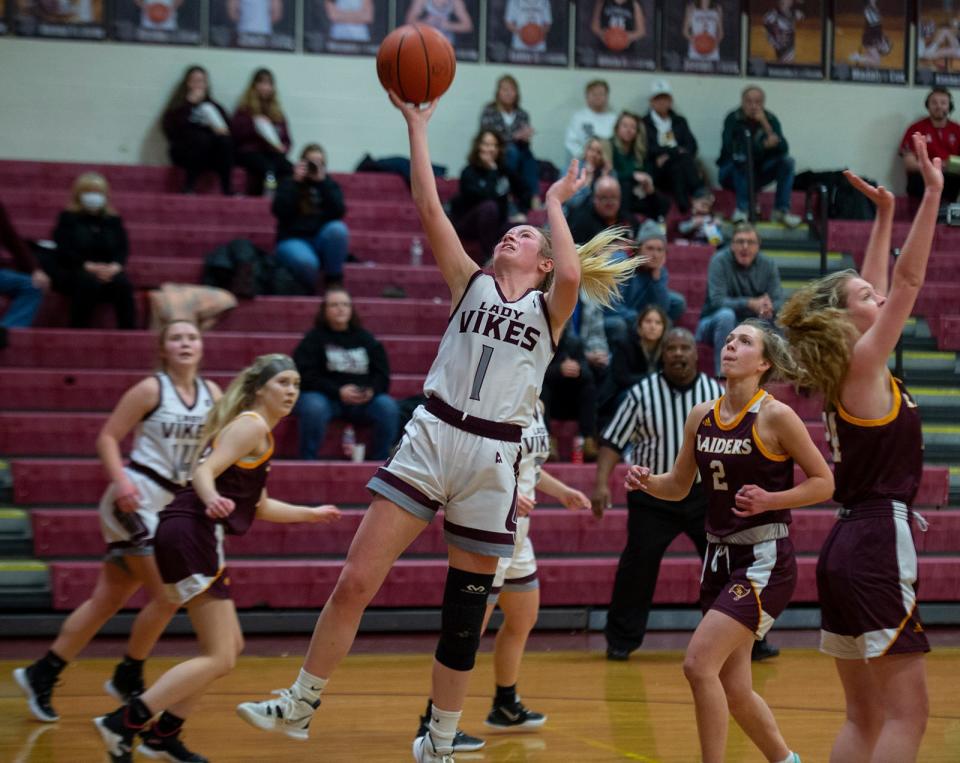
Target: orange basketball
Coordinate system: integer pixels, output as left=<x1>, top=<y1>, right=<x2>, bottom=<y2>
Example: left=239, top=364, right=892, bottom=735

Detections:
left=376, top=23, right=456, bottom=105
left=519, top=22, right=545, bottom=47
left=602, top=26, right=629, bottom=52
left=693, top=32, right=716, bottom=55
left=146, top=2, right=170, bottom=23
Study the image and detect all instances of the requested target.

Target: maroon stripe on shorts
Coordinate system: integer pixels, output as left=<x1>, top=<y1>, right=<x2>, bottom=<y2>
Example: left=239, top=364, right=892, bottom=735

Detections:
left=506, top=571, right=538, bottom=586
left=426, top=396, right=522, bottom=443
left=372, top=468, right=442, bottom=512
left=443, top=517, right=514, bottom=547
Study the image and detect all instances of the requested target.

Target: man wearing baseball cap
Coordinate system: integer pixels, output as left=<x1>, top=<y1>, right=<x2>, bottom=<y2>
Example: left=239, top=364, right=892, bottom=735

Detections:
left=643, top=79, right=705, bottom=214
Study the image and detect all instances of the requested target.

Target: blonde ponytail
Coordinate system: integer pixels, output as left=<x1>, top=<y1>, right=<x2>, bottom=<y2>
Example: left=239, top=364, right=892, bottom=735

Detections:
left=777, top=270, right=859, bottom=405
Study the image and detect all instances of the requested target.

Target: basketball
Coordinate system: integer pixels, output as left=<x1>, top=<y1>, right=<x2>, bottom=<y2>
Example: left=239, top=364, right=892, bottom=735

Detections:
left=146, top=2, right=170, bottom=23
left=602, top=27, right=629, bottom=53
left=693, top=32, right=716, bottom=55
left=519, top=22, right=545, bottom=47
left=376, top=23, right=456, bottom=105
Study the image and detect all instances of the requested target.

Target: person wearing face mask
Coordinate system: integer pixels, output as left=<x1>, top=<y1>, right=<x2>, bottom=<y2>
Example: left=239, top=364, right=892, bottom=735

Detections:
left=52, top=173, right=137, bottom=329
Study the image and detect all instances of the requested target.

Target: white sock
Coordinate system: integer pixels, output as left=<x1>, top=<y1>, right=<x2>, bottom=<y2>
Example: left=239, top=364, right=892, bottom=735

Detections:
left=427, top=705, right=461, bottom=753
left=292, top=668, right=327, bottom=704
left=772, top=753, right=798, bottom=763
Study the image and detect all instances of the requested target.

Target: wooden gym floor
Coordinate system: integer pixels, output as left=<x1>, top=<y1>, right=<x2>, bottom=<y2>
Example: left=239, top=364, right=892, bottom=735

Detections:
left=2, top=631, right=959, bottom=762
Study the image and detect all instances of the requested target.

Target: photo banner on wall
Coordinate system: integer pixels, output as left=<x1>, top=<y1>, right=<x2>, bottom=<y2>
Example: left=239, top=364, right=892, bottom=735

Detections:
left=661, top=0, right=741, bottom=76
left=397, top=0, right=479, bottom=61
left=304, top=0, right=388, bottom=55
left=747, top=0, right=825, bottom=79
left=112, top=0, right=203, bottom=44
left=831, top=0, right=907, bottom=84
left=574, top=0, right=656, bottom=71
left=916, top=1, right=960, bottom=86
left=486, top=0, right=569, bottom=67
left=209, top=0, right=295, bottom=51
left=1, top=0, right=7, bottom=34
left=14, top=0, right=107, bottom=39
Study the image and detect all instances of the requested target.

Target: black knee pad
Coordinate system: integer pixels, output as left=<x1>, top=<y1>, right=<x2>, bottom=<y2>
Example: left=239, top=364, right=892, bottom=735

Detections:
left=435, top=567, right=495, bottom=672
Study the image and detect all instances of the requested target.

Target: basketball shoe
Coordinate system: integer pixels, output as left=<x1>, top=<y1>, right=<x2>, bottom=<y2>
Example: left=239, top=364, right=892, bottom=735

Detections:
left=12, top=666, right=59, bottom=722
left=415, top=700, right=485, bottom=752
left=104, top=660, right=145, bottom=703
left=93, top=709, right=138, bottom=763
left=138, top=728, right=208, bottom=762
left=484, top=698, right=546, bottom=730
left=412, top=731, right=455, bottom=763
left=235, top=688, right=320, bottom=740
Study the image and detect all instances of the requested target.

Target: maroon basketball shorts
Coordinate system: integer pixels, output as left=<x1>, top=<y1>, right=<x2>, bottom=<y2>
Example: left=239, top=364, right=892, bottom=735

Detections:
left=817, top=501, right=930, bottom=660
left=700, top=536, right=797, bottom=639
left=153, top=513, right=231, bottom=605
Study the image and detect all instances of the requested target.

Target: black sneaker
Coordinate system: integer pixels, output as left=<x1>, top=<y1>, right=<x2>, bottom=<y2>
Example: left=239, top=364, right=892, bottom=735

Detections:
left=752, top=637, right=781, bottom=662
left=484, top=701, right=547, bottom=730
left=416, top=706, right=486, bottom=751
left=93, top=708, right=137, bottom=763
left=13, top=665, right=59, bottom=722
left=139, top=729, right=209, bottom=762
left=105, top=663, right=145, bottom=703
left=605, top=646, right=631, bottom=662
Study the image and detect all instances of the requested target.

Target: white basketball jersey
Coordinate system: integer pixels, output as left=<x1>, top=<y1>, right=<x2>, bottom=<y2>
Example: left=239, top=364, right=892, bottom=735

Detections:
left=687, top=8, right=720, bottom=61
left=517, top=401, right=550, bottom=498
left=128, top=373, right=215, bottom=485
left=424, top=272, right=555, bottom=427
left=237, top=0, right=271, bottom=35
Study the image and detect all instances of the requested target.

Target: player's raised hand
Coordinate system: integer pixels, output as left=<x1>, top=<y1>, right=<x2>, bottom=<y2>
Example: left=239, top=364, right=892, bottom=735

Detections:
left=842, top=170, right=894, bottom=213
left=624, top=465, right=651, bottom=492
left=545, top=159, right=588, bottom=205
left=389, top=91, right=439, bottom=127
left=912, top=131, right=944, bottom=193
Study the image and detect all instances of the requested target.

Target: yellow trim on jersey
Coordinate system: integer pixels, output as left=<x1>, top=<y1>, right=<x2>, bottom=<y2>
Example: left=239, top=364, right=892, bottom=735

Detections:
left=713, top=389, right=766, bottom=431
left=881, top=601, right=919, bottom=658
left=837, top=374, right=901, bottom=427
left=751, top=423, right=789, bottom=462
left=212, top=411, right=274, bottom=469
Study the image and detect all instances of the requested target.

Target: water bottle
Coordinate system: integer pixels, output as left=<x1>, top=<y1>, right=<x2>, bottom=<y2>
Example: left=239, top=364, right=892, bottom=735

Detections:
left=703, top=220, right=722, bottom=247
left=409, top=237, right=423, bottom=267
left=571, top=436, right=584, bottom=465
left=341, top=425, right=355, bottom=460
left=264, top=171, right=277, bottom=199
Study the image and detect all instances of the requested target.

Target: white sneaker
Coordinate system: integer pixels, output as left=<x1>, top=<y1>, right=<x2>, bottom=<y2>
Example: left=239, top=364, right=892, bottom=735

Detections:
left=235, top=688, right=319, bottom=741
left=771, top=209, right=803, bottom=228
left=413, top=732, right=455, bottom=762
left=730, top=209, right=749, bottom=224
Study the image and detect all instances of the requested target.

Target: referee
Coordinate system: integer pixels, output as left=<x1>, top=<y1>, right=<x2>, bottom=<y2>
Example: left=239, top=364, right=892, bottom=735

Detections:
left=592, top=328, right=781, bottom=660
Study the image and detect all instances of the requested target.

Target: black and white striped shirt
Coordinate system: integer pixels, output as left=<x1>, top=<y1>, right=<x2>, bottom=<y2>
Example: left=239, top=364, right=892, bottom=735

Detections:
left=602, top=372, right=724, bottom=474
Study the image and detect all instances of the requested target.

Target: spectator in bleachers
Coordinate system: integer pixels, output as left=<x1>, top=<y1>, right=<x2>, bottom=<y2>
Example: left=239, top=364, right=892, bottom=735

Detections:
left=717, top=85, right=801, bottom=227
left=671, top=188, right=726, bottom=246
left=643, top=79, right=704, bottom=214
left=480, top=74, right=542, bottom=211
left=564, top=79, right=617, bottom=162
left=602, top=111, right=669, bottom=221
left=232, top=68, right=292, bottom=196
left=51, top=173, right=137, bottom=330
left=605, top=304, right=668, bottom=408
left=696, top=222, right=783, bottom=375
left=900, top=86, right=960, bottom=203
left=272, top=143, right=348, bottom=293
left=449, top=130, right=523, bottom=265
left=566, top=175, right=632, bottom=245
left=540, top=323, right=599, bottom=463
left=292, top=287, right=400, bottom=461
left=604, top=220, right=685, bottom=347
left=0, top=201, right=48, bottom=348
left=162, top=65, right=234, bottom=195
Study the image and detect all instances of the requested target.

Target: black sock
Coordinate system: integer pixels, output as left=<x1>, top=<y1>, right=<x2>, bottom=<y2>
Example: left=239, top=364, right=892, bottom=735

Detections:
left=124, top=697, right=154, bottom=729
left=154, top=710, right=185, bottom=737
left=117, top=654, right=144, bottom=674
left=36, top=650, right=67, bottom=677
left=494, top=684, right=517, bottom=707
left=422, top=698, right=433, bottom=719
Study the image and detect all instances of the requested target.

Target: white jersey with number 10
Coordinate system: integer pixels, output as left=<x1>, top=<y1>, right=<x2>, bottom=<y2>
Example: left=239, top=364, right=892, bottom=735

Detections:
left=424, top=272, right=555, bottom=427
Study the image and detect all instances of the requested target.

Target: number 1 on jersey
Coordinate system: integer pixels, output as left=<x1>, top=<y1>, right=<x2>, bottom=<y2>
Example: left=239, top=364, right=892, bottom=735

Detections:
left=469, top=345, right=495, bottom=401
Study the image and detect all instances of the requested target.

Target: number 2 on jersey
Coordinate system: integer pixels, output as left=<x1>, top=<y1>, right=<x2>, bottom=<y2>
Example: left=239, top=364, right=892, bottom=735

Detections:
left=709, top=460, right=728, bottom=491
left=469, top=345, right=495, bottom=401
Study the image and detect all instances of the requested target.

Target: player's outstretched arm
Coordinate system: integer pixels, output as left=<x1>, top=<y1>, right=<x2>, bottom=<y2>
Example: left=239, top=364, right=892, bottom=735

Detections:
left=543, top=159, right=588, bottom=334
left=843, top=169, right=894, bottom=296
left=625, top=403, right=705, bottom=502
left=390, top=92, right=478, bottom=306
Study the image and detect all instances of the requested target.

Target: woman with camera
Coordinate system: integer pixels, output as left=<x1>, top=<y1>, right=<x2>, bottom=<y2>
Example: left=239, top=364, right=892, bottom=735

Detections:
left=272, top=144, right=349, bottom=294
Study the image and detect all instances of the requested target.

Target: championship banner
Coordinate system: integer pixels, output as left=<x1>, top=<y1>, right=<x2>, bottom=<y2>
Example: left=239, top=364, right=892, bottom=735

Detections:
left=486, top=0, right=569, bottom=67
left=14, top=0, right=107, bottom=39
left=209, top=0, right=295, bottom=51
left=574, top=0, right=656, bottom=71
left=397, top=0, right=479, bottom=62
left=831, top=0, right=906, bottom=84
left=661, top=0, right=741, bottom=76
left=304, top=0, right=389, bottom=55
left=747, top=0, right=825, bottom=80
left=112, top=0, right=202, bottom=45
left=916, top=1, right=960, bottom=86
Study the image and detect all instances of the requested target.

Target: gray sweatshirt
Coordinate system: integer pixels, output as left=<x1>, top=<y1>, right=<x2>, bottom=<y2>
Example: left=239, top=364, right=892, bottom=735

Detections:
left=700, top=247, right=783, bottom=320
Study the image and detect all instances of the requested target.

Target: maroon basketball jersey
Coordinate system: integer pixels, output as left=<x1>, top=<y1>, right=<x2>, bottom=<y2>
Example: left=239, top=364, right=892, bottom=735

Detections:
left=694, top=390, right=794, bottom=538
left=825, top=375, right=922, bottom=509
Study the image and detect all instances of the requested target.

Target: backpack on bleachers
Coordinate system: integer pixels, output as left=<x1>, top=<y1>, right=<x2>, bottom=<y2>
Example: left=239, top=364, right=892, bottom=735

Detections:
left=793, top=170, right=876, bottom=220
left=202, top=238, right=309, bottom=298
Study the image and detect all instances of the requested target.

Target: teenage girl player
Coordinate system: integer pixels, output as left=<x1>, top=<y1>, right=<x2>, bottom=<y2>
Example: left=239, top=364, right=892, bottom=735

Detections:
left=778, top=132, right=941, bottom=763
left=235, top=89, right=637, bottom=763
left=14, top=320, right=218, bottom=722
left=625, top=319, right=834, bottom=763
left=93, top=354, right=340, bottom=762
